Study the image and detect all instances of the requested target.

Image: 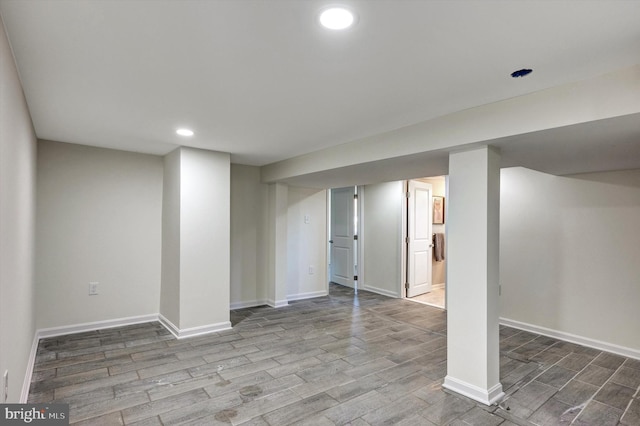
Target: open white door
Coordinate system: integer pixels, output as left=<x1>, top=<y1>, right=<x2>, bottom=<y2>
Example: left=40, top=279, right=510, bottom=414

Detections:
left=330, top=187, right=355, bottom=288
left=406, top=180, right=433, bottom=297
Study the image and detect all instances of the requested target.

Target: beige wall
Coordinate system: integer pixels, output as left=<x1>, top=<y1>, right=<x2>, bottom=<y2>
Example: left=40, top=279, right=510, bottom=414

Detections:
left=231, top=167, right=327, bottom=306
left=287, top=187, right=328, bottom=299
left=361, top=181, right=404, bottom=297
left=36, top=141, right=163, bottom=329
left=0, top=16, right=37, bottom=402
left=500, top=167, right=640, bottom=353
left=160, top=149, right=181, bottom=325
left=230, top=165, right=268, bottom=307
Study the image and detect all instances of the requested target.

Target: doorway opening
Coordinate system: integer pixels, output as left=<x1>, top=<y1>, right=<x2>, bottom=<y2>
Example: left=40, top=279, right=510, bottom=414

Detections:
left=404, top=177, right=447, bottom=309
left=329, top=186, right=360, bottom=292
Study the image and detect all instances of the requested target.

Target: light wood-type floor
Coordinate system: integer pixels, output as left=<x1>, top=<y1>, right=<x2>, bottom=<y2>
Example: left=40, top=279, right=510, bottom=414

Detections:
left=29, top=284, right=640, bottom=425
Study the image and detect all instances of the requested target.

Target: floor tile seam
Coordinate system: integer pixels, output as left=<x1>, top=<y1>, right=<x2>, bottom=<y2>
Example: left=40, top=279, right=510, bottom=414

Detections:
left=610, top=368, right=640, bottom=392
left=122, top=388, right=211, bottom=424
left=592, top=362, right=635, bottom=412
left=53, top=371, right=143, bottom=401
left=502, top=356, right=565, bottom=403
left=56, top=387, right=117, bottom=411
left=556, top=353, right=604, bottom=392
left=34, top=354, right=108, bottom=372
left=504, top=336, right=545, bottom=358
left=358, top=305, right=447, bottom=338
left=567, top=361, right=628, bottom=424
left=65, top=392, right=151, bottom=424
left=55, top=359, right=135, bottom=378
left=620, top=394, right=637, bottom=423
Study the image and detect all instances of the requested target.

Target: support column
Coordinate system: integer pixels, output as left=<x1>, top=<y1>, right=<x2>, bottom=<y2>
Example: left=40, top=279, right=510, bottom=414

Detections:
left=443, top=146, right=503, bottom=405
left=267, top=182, right=288, bottom=307
left=160, top=147, right=231, bottom=338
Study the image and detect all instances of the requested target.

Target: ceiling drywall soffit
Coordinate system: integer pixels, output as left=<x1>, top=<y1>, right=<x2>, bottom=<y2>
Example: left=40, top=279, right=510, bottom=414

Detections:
left=274, top=112, right=640, bottom=189
left=1, top=0, right=639, bottom=168
left=262, top=65, right=640, bottom=186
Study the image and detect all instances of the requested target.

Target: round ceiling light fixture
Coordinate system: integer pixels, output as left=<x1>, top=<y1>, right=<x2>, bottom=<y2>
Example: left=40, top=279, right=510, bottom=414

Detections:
left=176, top=128, right=194, bottom=137
left=319, top=7, right=355, bottom=30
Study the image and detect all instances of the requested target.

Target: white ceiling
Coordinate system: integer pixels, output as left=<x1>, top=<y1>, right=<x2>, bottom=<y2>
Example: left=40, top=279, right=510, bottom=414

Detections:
left=1, top=0, right=640, bottom=171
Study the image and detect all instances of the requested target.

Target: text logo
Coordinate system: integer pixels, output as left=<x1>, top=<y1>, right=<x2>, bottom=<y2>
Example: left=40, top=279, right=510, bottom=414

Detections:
left=0, top=404, right=68, bottom=425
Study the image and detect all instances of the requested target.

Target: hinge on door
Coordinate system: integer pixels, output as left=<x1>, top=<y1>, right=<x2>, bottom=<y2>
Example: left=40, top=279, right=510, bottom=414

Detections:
left=354, top=275, right=358, bottom=281
left=353, top=235, right=358, bottom=240
left=406, top=191, right=410, bottom=198
left=405, top=237, right=410, bottom=243
left=354, top=194, right=358, bottom=200
left=405, top=282, right=410, bottom=289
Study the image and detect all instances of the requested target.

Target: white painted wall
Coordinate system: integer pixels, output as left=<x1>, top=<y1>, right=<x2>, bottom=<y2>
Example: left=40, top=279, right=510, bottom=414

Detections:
left=445, top=147, right=502, bottom=404
left=160, top=149, right=181, bottom=325
left=501, top=167, right=640, bottom=353
left=287, top=187, right=328, bottom=300
left=361, top=181, right=403, bottom=298
left=36, top=141, right=163, bottom=329
left=177, top=148, right=231, bottom=330
left=161, top=148, right=232, bottom=332
left=230, top=165, right=268, bottom=308
left=266, top=183, right=289, bottom=307
left=0, top=17, right=37, bottom=402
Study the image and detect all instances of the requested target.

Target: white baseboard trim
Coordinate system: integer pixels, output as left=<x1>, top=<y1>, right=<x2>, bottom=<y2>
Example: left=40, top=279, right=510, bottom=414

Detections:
left=361, top=285, right=400, bottom=299
left=230, top=299, right=267, bottom=310
left=287, top=290, right=327, bottom=301
left=443, top=376, right=504, bottom=406
left=21, top=332, right=40, bottom=403
left=266, top=299, right=289, bottom=308
left=37, top=314, right=160, bottom=339
left=158, top=314, right=231, bottom=339
left=331, top=281, right=355, bottom=289
left=432, top=283, right=445, bottom=290
left=500, top=317, right=640, bottom=361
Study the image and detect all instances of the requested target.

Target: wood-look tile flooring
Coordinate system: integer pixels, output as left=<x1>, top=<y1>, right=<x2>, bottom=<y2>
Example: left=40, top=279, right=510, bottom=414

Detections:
left=29, top=284, right=640, bottom=425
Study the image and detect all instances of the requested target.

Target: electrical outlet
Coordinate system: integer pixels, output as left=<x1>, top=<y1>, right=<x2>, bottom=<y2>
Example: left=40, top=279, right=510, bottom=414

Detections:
left=308, top=265, right=315, bottom=275
left=3, top=370, right=8, bottom=402
left=89, top=282, right=99, bottom=295
left=304, top=214, right=310, bottom=224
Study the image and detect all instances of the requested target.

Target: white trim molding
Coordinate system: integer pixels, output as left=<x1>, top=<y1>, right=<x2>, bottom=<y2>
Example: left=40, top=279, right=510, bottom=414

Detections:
left=443, top=376, right=504, bottom=406
left=232, top=291, right=327, bottom=310
left=287, top=290, right=327, bottom=302
left=158, top=314, right=231, bottom=339
left=230, top=299, right=267, bottom=310
left=266, top=299, right=289, bottom=308
left=500, top=317, right=640, bottom=361
left=361, top=285, right=400, bottom=299
left=21, top=333, right=40, bottom=403
left=37, top=314, right=159, bottom=339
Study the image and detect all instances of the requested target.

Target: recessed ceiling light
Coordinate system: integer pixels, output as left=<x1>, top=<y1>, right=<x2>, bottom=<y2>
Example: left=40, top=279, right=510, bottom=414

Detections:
left=176, top=128, right=194, bottom=137
left=511, top=68, right=533, bottom=78
left=319, top=7, right=355, bottom=30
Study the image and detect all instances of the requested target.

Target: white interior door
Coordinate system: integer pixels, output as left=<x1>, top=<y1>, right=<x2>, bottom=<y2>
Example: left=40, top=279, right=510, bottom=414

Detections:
left=407, top=180, right=433, bottom=297
left=330, top=187, right=355, bottom=288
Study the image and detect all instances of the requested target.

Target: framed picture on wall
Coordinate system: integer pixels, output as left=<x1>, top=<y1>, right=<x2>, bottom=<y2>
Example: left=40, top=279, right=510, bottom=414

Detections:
left=433, top=196, right=444, bottom=224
